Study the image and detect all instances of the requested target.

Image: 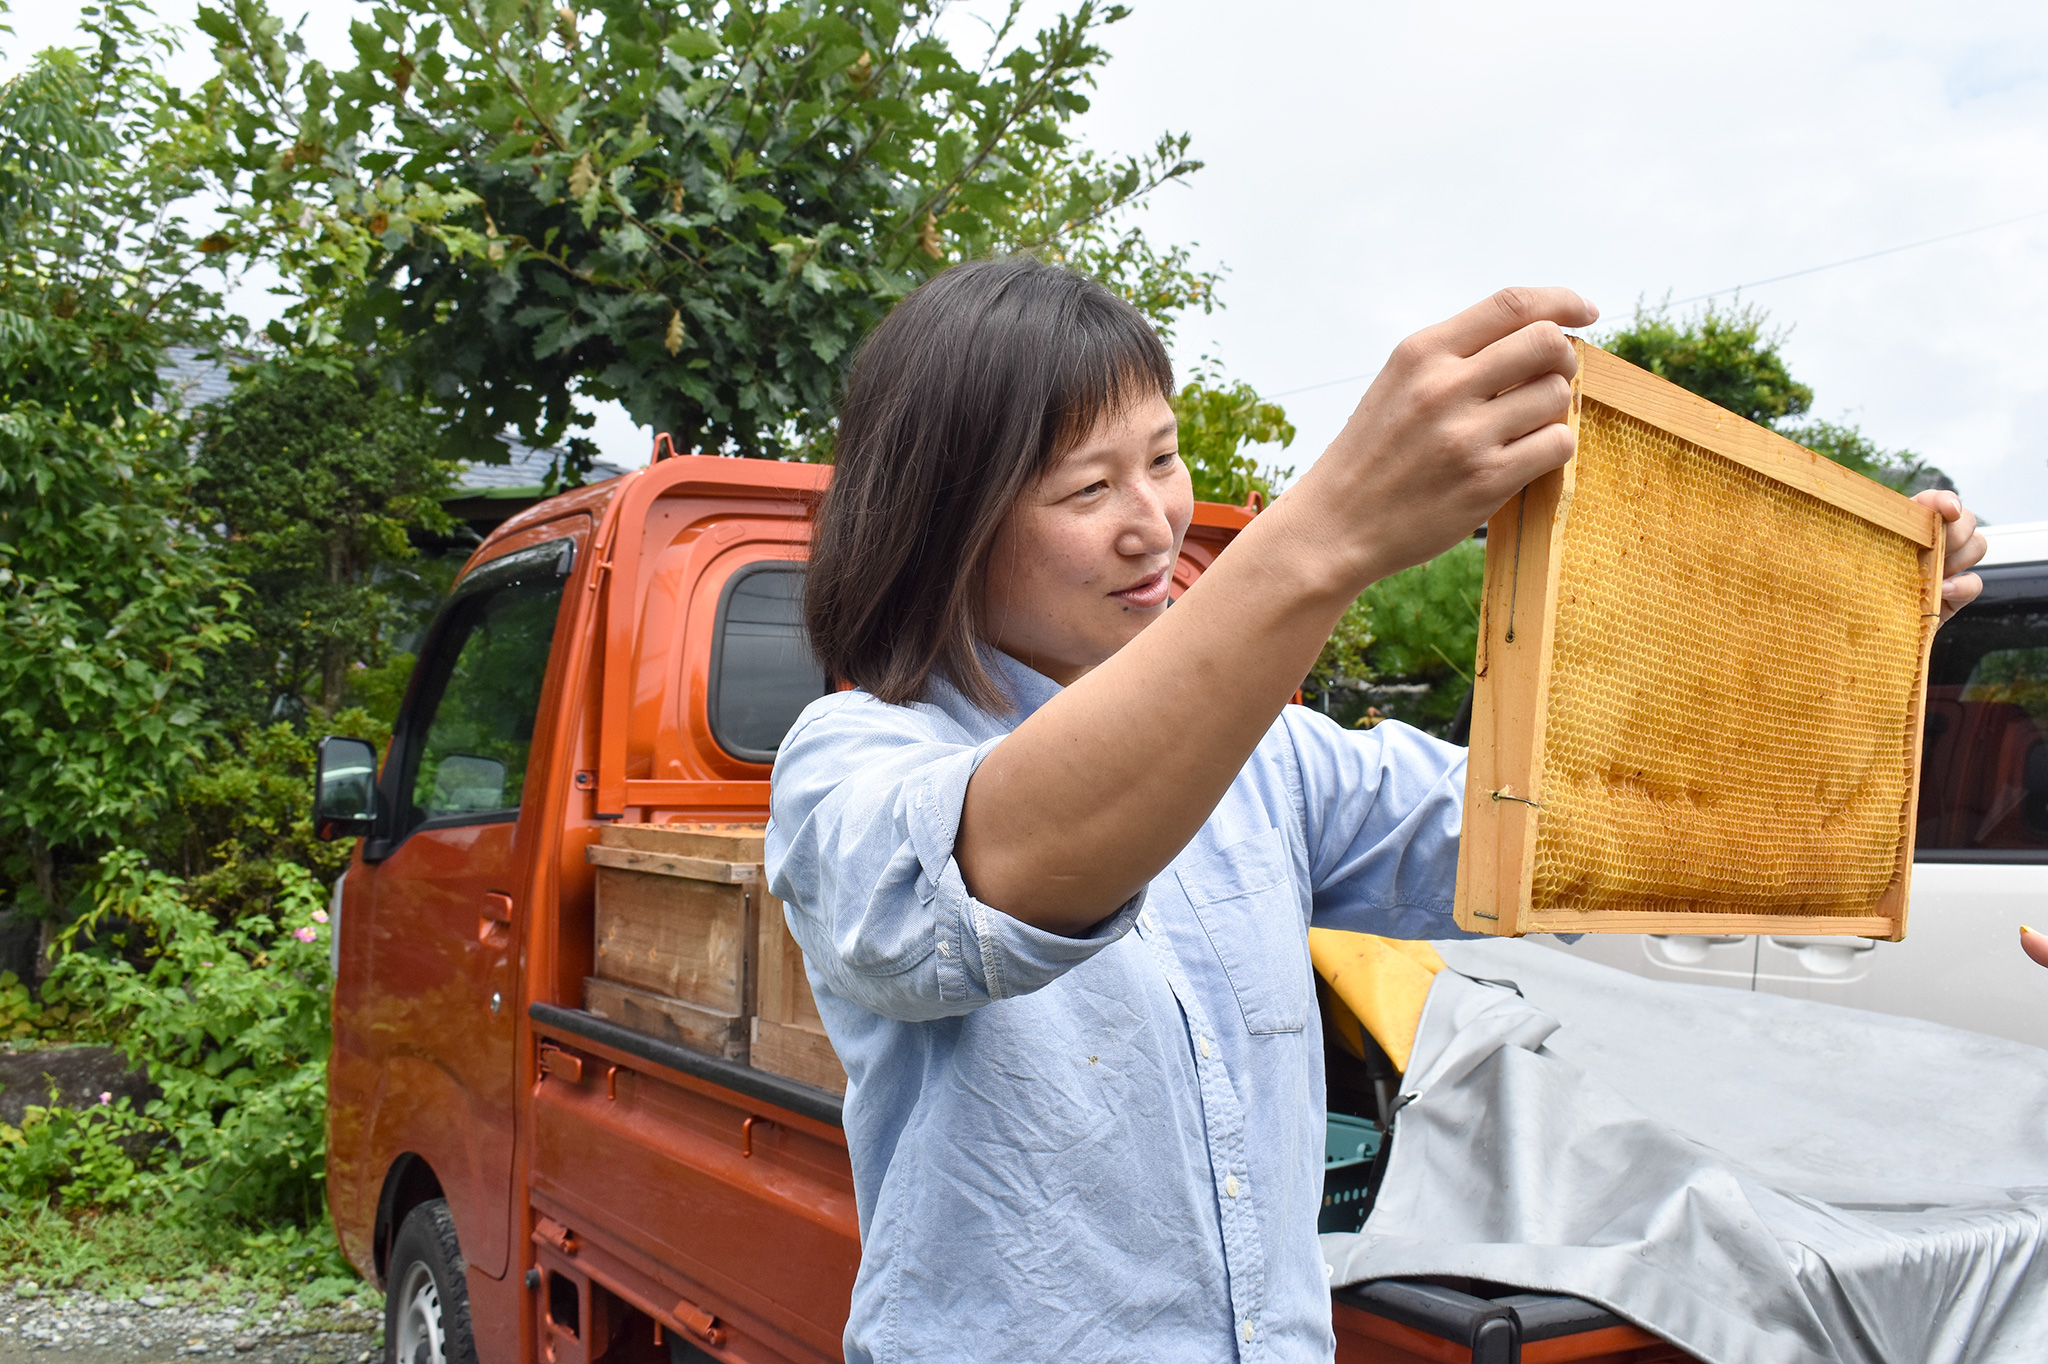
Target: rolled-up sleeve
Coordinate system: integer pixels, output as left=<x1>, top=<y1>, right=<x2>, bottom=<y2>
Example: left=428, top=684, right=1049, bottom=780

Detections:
left=767, top=693, right=1142, bottom=1023
left=1281, top=707, right=1479, bottom=941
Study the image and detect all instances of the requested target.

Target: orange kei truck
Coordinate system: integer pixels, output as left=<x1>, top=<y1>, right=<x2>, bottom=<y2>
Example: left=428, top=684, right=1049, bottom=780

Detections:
left=312, top=452, right=1694, bottom=1364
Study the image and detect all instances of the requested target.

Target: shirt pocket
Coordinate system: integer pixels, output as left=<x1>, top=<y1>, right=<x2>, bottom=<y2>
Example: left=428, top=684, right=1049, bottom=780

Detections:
left=1174, top=827, right=1310, bottom=1035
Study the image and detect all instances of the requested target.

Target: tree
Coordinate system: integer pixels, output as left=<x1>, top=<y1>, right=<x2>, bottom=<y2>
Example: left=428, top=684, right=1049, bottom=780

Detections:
left=0, top=12, right=245, bottom=915
left=1171, top=360, right=1294, bottom=505
left=193, top=363, right=456, bottom=718
left=196, top=0, right=1239, bottom=466
left=1603, top=299, right=1947, bottom=493
left=1603, top=300, right=1812, bottom=428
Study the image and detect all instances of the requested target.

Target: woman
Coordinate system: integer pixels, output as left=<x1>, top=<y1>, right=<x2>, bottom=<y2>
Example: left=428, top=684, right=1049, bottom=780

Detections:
left=766, top=258, right=1984, bottom=1363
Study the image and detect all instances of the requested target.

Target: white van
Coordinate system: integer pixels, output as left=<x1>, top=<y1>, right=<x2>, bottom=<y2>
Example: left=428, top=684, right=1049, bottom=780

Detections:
left=1542, top=519, right=2048, bottom=1051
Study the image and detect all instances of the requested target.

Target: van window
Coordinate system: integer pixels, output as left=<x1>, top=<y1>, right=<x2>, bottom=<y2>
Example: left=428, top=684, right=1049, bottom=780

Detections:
left=406, top=569, right=567, bottom=826
left=1917, top=566, right=2048, bottom=859
left=709, top=564, right=827, bottom=764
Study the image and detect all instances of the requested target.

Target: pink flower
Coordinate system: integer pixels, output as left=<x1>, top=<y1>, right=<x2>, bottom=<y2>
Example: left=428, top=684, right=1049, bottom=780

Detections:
left=311, top=909, right=329, bottom=924
left=293, top=926, right=317, bottom=943
left=98, top=1092, right=111, bottom=1105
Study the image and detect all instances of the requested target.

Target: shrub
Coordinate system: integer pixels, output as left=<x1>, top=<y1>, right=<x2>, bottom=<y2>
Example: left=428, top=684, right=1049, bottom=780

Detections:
left=7, top=852, right=336, bottom=1231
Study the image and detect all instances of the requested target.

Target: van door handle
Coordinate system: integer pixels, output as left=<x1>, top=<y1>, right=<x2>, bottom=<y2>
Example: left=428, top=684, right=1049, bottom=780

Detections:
left=479, top=892, right=513, bottom=945
left=1767, top=936, right=1876, bottom=951
left=1768, top=936, right=1877, bottom=978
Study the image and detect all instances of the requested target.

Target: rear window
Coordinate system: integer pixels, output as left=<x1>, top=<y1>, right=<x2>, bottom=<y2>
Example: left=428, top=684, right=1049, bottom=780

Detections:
left=1917, top=565, right=2048, bottom=860
left=709, top=563, right=828, bottom=763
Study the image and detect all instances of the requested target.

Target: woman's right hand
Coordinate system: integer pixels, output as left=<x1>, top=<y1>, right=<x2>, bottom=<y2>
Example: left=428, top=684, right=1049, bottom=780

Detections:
left=1275, top=287, right=1601, bottom=596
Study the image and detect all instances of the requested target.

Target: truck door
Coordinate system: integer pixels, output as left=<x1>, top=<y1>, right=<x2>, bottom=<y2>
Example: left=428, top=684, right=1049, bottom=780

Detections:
left=364, top=530, right=580, bottom=1278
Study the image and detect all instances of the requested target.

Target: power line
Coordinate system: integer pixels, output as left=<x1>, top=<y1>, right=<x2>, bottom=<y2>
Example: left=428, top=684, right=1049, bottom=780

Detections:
left=1663, top=205, right=2048, bottom=308
left=1261, top=206, right=2048, bottom=402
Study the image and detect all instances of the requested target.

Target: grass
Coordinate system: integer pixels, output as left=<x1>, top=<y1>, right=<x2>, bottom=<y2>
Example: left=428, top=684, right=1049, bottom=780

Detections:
left=0, top=1204, right=366, bottom=1311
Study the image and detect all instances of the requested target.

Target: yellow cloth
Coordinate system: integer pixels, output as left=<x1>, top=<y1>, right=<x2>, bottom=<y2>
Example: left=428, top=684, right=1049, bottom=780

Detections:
left=1307, top=929, right=1445, bottom=1073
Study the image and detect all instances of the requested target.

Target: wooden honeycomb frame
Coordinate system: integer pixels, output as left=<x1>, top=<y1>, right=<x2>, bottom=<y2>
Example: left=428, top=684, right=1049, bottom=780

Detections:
left=1453, top=341, right=1945, bottom=940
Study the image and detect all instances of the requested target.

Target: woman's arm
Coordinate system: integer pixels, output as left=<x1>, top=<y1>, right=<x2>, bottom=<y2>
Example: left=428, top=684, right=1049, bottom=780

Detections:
left=957, top=288, right=1600, bottom=934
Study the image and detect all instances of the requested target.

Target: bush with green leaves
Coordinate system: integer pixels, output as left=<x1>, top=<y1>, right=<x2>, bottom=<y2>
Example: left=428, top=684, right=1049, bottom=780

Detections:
left=1307, top=539, right=1484, bottom=736
left=1, top=851, right=335, bottom=1230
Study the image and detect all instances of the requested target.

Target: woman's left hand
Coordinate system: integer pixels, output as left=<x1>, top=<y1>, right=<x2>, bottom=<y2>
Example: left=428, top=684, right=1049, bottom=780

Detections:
left=1916, top=489, right=1986, bottom=623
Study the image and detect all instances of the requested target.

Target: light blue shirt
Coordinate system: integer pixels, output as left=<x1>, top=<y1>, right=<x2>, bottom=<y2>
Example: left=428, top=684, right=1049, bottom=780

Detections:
left=766, top=651, right=1469, bottom=1364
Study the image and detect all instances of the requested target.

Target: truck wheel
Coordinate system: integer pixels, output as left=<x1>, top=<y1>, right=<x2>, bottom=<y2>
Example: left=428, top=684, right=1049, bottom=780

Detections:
left=384, top=1198, right=478, bottom=1364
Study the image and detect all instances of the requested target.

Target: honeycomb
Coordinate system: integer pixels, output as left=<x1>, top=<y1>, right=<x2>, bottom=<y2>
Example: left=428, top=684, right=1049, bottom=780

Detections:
left=1528, top=400, right=1928, bottom=918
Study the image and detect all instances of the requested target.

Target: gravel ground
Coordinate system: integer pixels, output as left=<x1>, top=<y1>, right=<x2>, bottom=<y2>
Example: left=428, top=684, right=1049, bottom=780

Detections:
left=0, top=1283, right=381, bottom=1364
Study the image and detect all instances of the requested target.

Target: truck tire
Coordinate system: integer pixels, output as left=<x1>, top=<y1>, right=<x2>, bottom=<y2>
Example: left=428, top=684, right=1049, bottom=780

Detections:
left=384, top=1198, right=478, bottom=1364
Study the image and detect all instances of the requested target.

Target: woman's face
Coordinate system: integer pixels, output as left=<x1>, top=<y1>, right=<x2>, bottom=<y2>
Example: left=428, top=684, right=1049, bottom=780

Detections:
left=981, top=392, right=1193, bottom=685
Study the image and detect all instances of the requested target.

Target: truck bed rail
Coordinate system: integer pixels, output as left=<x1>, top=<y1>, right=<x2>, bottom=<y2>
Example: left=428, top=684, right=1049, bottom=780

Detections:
left=529, top=1002, right=845, bottom=1127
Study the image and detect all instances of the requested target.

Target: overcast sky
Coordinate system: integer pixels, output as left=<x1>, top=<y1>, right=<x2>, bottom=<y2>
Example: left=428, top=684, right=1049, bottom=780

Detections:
left=9, top=2, right=2046, bottom=518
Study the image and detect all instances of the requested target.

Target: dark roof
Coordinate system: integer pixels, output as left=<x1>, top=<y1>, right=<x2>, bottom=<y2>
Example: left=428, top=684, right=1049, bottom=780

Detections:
left=162, top=345, right=240, bottom=409
left=461, top=439, right=630, bottom=492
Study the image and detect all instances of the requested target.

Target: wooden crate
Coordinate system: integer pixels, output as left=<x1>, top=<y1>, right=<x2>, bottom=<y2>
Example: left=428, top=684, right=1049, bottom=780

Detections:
left=1454, top=340, right=1944, bottom=940
left=586, top=823, right=767, bottom=1059
left=588, top=823, right=847, bottom=1094
left=752, top=873, right=847, bottom=1096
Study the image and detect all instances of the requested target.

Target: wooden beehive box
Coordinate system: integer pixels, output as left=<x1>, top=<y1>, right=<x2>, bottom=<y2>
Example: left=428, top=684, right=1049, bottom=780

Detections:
left=585, top=823, right=768, bottom=1060
left=752, top=882, right=847, bottom=1097
left=1454, top=340, right=1944, bottom=940
left=585, top=822, right=847, bottom=1095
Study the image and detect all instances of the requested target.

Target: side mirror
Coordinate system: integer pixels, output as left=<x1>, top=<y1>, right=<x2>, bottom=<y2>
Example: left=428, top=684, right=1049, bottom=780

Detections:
left=315, top=736, right=380, bottom=841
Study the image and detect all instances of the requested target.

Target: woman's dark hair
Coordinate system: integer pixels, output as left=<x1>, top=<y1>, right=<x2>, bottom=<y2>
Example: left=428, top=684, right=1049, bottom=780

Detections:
left=806, top=257, right=1174, bottom=710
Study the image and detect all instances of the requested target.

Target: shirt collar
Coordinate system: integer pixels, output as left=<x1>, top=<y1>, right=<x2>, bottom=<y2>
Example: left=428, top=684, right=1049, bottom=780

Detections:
left=981, top=645, right=1063, bottom=721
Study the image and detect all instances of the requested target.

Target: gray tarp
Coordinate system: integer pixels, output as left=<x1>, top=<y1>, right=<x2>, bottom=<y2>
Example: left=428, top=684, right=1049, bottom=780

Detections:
left=1321, top=938, right=2048, bottom=1364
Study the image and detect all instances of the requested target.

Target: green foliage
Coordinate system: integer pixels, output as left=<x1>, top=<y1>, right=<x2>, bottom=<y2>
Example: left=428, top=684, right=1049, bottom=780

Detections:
left=0, top=1203, right=360, bottom=1305
left=1603, top=300, right=1812, bottom=427
left=194, top=363, right=456, bottom=716
left=199, top=0, right=1218, bottom=464
left=0, top=972, right=89, bottom=1042
left=1307, top=540, right=1485, bottom=735
left=1172, top=361, right=1295, bottom=505
left=1781, top=418, right=1938, bottom=494
left=27, top=851, right=337, bottom=1227
left=145, top=712, right=378, bottom=904
left=0, top=1092, right=147, bottom=1211
left=0, top=15, right=247, bottom=914
left=1602, top=300, right=1946, bottom=494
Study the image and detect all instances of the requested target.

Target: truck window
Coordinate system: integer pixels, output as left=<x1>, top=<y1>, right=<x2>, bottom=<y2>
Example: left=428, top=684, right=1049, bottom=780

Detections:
left=402, top=549, right=570, bottom=828
left=709, top=563, right=827, bottom=763
left=1917, top=565, right=2048, bottom=859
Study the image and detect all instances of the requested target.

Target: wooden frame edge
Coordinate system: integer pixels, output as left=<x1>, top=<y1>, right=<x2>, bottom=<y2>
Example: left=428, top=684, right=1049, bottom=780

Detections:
left=1878, top=533, right=1947, bottom=941
left=1520, top=911, right=1897, bottom=938
left=1454, top=394, right=1578, bottom=936
left=1459, top=343, right=1941, bottom=940
left=1573, top=342, right=1940, bottom=549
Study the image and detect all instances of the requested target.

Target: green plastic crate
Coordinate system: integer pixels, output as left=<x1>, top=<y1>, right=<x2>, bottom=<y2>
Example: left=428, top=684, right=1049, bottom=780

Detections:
left=1320, top=1113, right=1383, bottom=1235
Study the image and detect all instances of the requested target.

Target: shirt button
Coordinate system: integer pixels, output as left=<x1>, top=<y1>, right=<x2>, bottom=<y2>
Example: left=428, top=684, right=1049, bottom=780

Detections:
left=1224, top=1175, right=1240, bottom=1198
left=1242, top=1318, right=1254, bottom=1343
left=1198, top=1037, right=1211, bottom=1059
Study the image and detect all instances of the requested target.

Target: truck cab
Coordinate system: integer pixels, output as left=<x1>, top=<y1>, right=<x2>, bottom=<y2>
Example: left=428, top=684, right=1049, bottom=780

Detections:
left=316, top=453, right=1687, bottom=1364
